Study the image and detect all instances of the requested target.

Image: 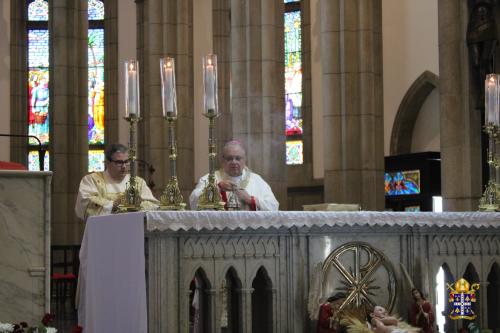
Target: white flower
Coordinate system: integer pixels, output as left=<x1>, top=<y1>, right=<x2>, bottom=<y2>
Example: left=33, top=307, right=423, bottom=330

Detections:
left=45, top=327, right=58, bottom=333
left=0, top=322, right=15, bottom=333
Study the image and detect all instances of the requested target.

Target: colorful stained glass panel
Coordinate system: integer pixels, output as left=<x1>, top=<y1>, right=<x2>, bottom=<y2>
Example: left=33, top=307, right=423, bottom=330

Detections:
left=286, top=140, right=303, bottom=165
left=28, top=0, right=48, bottom=21
left=88, top=28, right=105, bottom=144
left=284, top=11, right=303, bottom=137
left=384, top=170, right=421, bottom=196
left=28, top=150, right=50, bottom=171
left=88, top=0, right=105, bottom=20
left=89, top=149, right=105, bottom=172
left=28, top=29, right=50, bottom=145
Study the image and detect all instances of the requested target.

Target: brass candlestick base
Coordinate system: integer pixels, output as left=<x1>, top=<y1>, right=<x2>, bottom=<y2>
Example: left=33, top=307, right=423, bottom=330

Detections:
left=159, top=176, right=186, bottom=210
left=117, top=114, right=142, bottom=213
left=197, top=174, right=225, bottom=210
left=117, top=181, right=142, bottom=212
left=479, top=180, right=499, bottom=211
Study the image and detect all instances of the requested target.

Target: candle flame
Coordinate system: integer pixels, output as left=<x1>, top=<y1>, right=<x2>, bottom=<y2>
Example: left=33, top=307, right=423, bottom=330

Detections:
left=129, top=62, right=135, bottom=71
left=207, top=57, right=212, bottom=66
left=167, top=61, right=172, bottom=68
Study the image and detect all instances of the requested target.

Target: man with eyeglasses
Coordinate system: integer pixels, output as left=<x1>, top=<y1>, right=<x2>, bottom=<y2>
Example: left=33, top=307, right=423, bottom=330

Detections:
left=189, top=140, right=279, bottom=210
left=75, top=143, right=159, bottom=220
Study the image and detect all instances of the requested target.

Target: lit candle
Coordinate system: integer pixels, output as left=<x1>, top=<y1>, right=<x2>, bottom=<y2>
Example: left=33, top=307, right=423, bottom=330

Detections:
left=161, top=57, right=176, bottom=118
left=206, top=60, right=215, bottom=111
left=485, top=74, right=499, bottom=126
left=125, top=60, right=140, bottom=118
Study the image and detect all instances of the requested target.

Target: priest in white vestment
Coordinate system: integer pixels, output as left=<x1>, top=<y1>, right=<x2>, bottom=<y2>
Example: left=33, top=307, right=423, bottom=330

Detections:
left=190, top=140, right=279, bottom=211
left=75, top=143, right=159, bottom=220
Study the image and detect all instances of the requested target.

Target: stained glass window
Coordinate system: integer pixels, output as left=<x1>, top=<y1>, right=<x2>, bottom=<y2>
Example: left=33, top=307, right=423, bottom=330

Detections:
left=88, top=0, right=105, bottom=20
left=88, top=29, right=105, bottom=145
left=27, top=0, right=49, bottom=171
left=28, top=0, right=49, bottom=21
left=28, top=150, right=50, bottom=171
left=88, top=0, right=105, bottom=172
left=286, top=140, right=303, bottom=165
left=285, top=1, right=303, bottom=165
left=384, top=170, right=421, bottom=196
left=89, top=149, right=105, bottom=172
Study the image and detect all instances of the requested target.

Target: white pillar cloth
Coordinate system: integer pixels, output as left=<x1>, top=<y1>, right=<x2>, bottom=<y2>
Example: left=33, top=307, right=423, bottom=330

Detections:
left=78, top=212, right=147, bottom=333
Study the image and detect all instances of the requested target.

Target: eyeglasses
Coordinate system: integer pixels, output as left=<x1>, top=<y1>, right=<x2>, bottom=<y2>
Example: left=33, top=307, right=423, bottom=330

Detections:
left=223, top=155, right=244, bottom=162
left=109, top=159, right=130, bottom=166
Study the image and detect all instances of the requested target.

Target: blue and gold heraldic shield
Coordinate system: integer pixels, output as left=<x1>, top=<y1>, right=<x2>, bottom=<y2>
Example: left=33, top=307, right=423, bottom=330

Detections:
left=448, top=278, right=480, bottom=320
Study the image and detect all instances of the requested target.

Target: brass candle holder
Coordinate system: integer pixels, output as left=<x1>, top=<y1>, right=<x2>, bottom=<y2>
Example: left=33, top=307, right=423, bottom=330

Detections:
left=118, top=114, right=142, bottom=212
left=479, top=74, right=500, bottom=211
left=159, top=57, right=186, bottom=210
left=197, top=54, right=225, bottom=210
left=118, top=60, right=142, bottom=212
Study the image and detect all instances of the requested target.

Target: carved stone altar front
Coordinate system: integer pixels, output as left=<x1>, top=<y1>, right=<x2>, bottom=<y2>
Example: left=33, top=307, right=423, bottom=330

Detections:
left=145, top=211, right=500, bottom=333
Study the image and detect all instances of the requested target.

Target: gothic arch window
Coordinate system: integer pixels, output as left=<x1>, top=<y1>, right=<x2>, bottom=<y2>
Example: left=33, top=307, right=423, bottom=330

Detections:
left=284, top=0, right=303, bottom=165
left=27, top=0, right=50, bottom=171
left=88, top=0, right=106, bottom=172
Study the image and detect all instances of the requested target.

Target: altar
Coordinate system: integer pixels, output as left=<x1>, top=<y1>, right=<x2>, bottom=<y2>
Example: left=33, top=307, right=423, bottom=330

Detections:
left=80, top=211, right=500, bottom=333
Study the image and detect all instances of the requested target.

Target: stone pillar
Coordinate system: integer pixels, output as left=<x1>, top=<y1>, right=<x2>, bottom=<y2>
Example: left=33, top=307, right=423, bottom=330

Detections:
left=230, top=0, right=287, bottom=208
left=49, top=0, right=88, bottom=244
left=136, top=0, right=194, bottom=200
left=438, top=0, right=482, bottom=211
left=213, top=0, right=232, bottom=151
left=104, top=0, right=119, bottom=144
left=239, top=288, right=253, bottom=333
left=320, top=0, right=384, bottom=210
left=9, top=0, right=28, bottom=164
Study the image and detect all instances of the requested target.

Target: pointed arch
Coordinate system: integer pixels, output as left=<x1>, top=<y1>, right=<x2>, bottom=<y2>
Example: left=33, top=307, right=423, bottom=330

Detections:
left=390, top=71, right=439, bottom=155
left=487, top=263, right=500, bottom=332
left=251, top=266, right=273, bottom=333
left=220, top=267, right=242, bottom=333
left=189, top=267, right=212, bottom=333
left=435, top=263, right=455, bottom=333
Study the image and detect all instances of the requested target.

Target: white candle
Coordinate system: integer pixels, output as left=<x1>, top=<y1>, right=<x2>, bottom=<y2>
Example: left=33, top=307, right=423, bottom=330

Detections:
left=165, top=66, right=174, bottom=113
left=485, top=74, right=499, bottom=126
left=126, top=61, right=139, bottom=117
left=206, top=63, right=215, bottom=111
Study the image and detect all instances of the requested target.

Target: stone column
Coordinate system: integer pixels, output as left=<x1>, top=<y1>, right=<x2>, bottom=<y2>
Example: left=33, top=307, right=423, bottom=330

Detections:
left=9, top=0, right=28, bottom=164
left=320, top=0, right=384, bottom=210
left=239, top=287, right=253, bottom=333
left=230, top=0, right=287, bottom=208
left=213, top=0, right=232, bottom=152
left=438, top=0, right=482, bottom=211
left=136, top=0, right=194, bottom=201
left=104, top=0, right=119, bottom=144
left=49, top=0, right=88, bottom=244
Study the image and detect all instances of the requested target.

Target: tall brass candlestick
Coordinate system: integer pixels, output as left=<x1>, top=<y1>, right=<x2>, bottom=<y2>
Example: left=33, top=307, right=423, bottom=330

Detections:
left=197, top=54, right=225, bottom=210
left=479, top=74, right=500, bottom=211
left=118, top=60, right=142, bottom=212
left=159, top=57, right=186, bottom=210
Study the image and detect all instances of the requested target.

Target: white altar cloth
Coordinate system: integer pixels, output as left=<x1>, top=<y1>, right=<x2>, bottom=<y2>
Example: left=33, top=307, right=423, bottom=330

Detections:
left=146, top=210, right=500, bottom=231
left=78, top=212, right=147, bottom=333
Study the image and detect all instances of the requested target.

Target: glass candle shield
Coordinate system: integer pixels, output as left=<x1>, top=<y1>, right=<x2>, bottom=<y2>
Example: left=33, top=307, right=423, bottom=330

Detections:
left=485, top=74, right=500, bottom=126
left=125, top=60, right=140, bottom=118
left=160, top=57, right=177, bottom=119
left=203, top=54, right=218, bottom=117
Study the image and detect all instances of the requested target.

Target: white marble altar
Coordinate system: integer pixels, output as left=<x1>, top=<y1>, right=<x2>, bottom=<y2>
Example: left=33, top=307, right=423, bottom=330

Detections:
left=0, top=171, right=51, bottom=324
left=145, top=211, right=500, bottom=333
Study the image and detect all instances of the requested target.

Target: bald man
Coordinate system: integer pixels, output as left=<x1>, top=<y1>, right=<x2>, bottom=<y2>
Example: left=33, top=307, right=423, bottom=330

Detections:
left=189, top=140, right=279, bottom=211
